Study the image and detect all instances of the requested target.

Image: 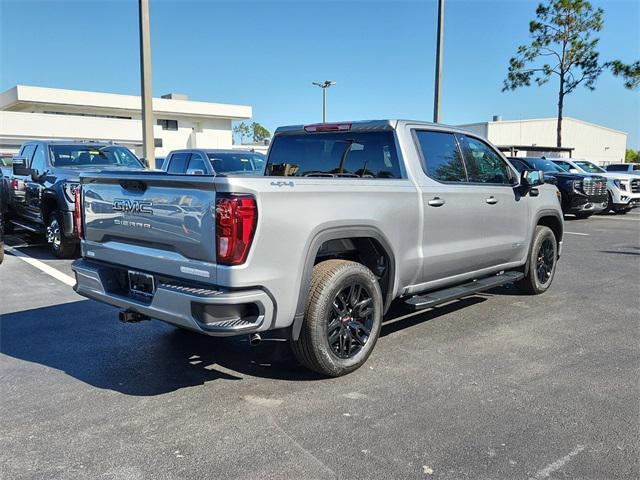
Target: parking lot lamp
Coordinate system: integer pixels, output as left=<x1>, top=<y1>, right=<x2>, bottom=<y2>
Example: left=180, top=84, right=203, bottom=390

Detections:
left=433, top=0, right=444, bottom=123
left=312, top=81, right=336, bottom=123
left=138, top=0, right=155, bottom=168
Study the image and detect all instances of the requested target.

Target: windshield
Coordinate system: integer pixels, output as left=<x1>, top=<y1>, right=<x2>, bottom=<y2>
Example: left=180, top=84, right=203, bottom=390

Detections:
left=206, top=152, right=265, bottom=174
left=50, top=145, right=142, bottom=168
left=531, top=158, right=564, bottom=173
left=575, top=161, right=605, bottom=173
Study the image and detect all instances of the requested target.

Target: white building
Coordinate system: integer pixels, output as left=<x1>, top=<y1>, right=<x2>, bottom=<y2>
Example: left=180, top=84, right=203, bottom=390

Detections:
left=0, top=85, right=252, bottom=159
left=457, top=116, right=628, bottom=165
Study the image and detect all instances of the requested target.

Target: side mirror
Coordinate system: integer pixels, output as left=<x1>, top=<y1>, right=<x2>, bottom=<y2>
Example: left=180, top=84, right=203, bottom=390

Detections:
left=521, top=169, right=545, bottom=187
left=29, top=170, right=42, bottom=182
left=12, top=157, right=30, bottom=176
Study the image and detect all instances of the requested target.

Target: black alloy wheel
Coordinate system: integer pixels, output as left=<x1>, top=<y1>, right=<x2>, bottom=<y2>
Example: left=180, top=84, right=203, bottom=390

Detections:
left=535, top=238, right=555, bottom=285
left=327, top=283, right=374, bottom=359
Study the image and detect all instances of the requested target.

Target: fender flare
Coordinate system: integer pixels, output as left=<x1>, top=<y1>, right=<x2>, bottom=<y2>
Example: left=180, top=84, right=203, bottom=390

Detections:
left=291, top=226, right=396, bottom=341
left=526, top=209, right=564, bottom=275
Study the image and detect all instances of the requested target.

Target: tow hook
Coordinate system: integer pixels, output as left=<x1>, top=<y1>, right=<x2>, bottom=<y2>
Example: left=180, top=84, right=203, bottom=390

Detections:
left=249, top=332, right=262, bottom=346
left=118, top=309, right=150, bottom=323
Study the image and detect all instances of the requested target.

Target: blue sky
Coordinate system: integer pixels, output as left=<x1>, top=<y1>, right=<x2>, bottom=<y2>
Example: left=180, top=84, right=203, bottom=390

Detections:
left=1, top=0, right=638, bottom=148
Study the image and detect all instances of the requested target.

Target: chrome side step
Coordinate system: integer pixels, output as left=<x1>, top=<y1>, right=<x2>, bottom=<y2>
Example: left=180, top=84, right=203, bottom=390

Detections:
left=404, top=271, right=524, bottom=310
left=10, top=220, right=43, bottom=233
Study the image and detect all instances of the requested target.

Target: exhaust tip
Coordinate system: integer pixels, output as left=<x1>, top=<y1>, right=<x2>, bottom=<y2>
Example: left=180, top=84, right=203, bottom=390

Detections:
left=249, top=332, right=262, bottom=346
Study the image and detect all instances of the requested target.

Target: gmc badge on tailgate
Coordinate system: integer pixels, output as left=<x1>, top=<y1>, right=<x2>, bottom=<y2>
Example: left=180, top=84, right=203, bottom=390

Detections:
left=112, top=198, right=154, bottom=215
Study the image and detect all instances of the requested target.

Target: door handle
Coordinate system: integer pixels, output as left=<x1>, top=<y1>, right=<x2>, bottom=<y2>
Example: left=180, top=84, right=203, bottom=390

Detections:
left=485, top=196, right=499, bottom=205
left=427, top=197, right=445, bottom=207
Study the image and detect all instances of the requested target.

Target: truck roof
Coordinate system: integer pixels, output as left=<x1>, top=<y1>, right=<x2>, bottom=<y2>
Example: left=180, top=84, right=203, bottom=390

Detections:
left=169, top=148, right=264, bottom=155
left=274, top=119, right=474, bottom=136
left=20, top=139, right=122, bottom=146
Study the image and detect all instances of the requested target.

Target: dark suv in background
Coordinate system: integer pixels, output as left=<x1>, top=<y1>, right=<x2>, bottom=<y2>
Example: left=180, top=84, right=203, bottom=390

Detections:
left=509, top=157, right=607, bottom=218
left=5, top=140, right=145, bottom=257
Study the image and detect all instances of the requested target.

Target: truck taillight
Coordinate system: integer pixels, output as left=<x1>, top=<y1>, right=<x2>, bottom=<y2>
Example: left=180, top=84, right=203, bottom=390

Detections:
left=10, top=179, right=18, bottom=190
left=73, top=187, right=83, bottom=239
left=215, top=194, right=257, bottom=266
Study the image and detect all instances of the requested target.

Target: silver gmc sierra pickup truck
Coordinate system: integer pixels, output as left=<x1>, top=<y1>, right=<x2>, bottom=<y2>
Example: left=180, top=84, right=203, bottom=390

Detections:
left=72, top=120, right=563, bottom=376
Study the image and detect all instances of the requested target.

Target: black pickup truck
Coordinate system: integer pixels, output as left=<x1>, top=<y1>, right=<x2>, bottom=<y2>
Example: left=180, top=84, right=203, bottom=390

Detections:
left=5, top=140, right=145, bottom=257
left=509, top=157, right=607, bottom=219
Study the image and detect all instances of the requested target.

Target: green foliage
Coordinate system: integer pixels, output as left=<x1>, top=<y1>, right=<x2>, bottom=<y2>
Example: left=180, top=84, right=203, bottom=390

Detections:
left=503, top=0, right=605, bottom=146
left=504, top=0, right=604, bottom=94
left=251, top=122, right=271, bottom=143
left=233, top=122, right=251, bottom=144
left=625, top=149, right=640, bottom=163
left=606, top=60, right=640, bottom=90
left=233, top=121, right=271, bottom=144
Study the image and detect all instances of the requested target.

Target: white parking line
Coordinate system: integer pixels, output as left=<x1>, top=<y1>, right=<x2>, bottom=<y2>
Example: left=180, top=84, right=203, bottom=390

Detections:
left=4, top=245, right=76, bottom=287
left=564, top=232, right=590, bottom=236
left=590, top=216, right=640, bottom=221
left=533, top=445, right=585, bottom=479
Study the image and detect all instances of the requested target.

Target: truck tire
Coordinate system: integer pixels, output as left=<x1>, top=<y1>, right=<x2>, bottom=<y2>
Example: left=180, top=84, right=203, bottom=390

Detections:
left=517, top=225, right=557, bottom=295
left=291, top=260, right=383, bottom=377
left=600, top=192, right=613, bottom=214
left=47, top=212, right=77, bottom=259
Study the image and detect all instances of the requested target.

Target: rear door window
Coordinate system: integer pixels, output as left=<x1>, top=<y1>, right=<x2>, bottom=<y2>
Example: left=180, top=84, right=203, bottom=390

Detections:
left=266, top=131, right=402, bottom=178
left=457, top=135, right=515, bottom=185
left=414, top=130, right=466, bottom=182
left=166, top=152, right=191, bottom=174
left=187, top=153, right=208, bottom=174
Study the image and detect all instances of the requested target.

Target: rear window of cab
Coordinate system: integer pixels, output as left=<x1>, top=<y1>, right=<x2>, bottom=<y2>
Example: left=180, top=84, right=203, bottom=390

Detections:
left=266, top=132, right=402, bottom=178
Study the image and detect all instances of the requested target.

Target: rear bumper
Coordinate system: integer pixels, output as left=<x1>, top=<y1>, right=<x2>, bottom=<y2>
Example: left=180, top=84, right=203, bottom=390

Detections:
left=71, top=259, right=275, bottom=336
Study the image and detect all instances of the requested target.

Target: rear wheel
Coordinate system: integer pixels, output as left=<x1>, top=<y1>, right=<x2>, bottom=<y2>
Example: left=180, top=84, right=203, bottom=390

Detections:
left=47, top=212, right=77, bottom=258
left=517, top=225, right=558, bottom=295
left=291, top=260, right=383, bottom=377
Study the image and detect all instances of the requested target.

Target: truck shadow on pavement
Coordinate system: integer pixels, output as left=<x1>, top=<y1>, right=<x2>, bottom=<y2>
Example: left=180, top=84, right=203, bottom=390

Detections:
left=2, top=293, right=498, bottom=395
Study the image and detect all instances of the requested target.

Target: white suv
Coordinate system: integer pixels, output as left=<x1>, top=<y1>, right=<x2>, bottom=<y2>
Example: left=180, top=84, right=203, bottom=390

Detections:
left=553, top=159, right=640, bottom=214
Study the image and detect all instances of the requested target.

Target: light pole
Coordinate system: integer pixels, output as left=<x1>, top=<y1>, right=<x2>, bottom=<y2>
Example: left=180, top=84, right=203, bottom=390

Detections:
left=138, top=0, right=154, bottom=167
left=433, top=0, right=444, bottom=123
left=312, top=80, right=336, bottom=122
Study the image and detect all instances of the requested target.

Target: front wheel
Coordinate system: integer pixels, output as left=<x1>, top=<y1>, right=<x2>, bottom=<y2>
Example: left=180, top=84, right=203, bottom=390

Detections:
left=517, top=225, right=558, bottom=295
left=291, top=260, right=383, bottom=377
left=47, top=212, right=77, bottom=259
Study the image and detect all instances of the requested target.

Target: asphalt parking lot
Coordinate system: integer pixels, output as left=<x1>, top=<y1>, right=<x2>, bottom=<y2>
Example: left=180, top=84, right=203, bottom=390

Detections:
left=1, top=212, right=638, bottom=480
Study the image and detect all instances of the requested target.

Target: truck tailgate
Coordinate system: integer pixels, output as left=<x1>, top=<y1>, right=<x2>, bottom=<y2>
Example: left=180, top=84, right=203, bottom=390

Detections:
left=81, top=172, right=218, bottom=282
